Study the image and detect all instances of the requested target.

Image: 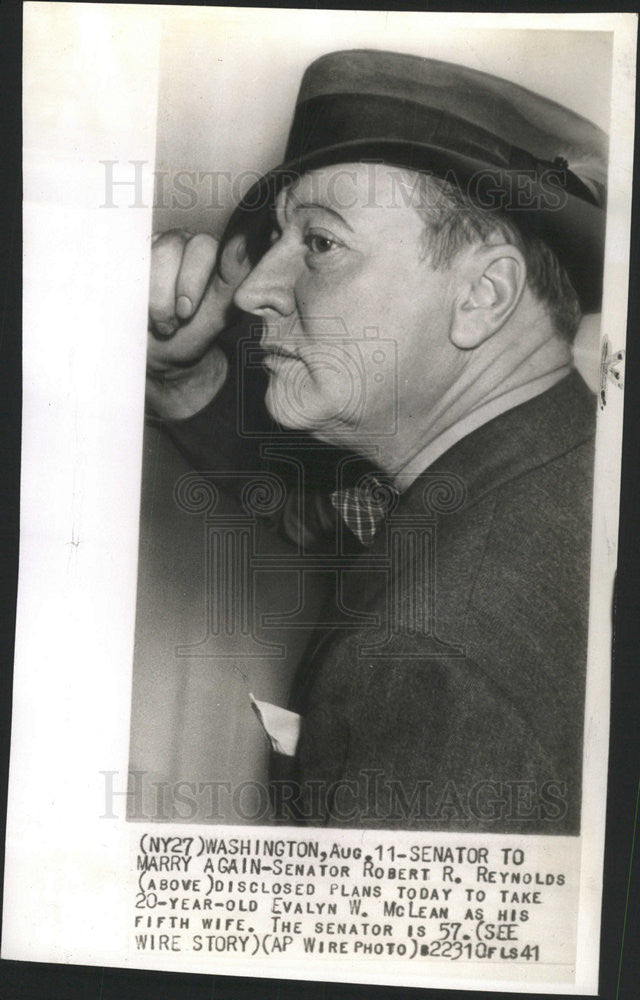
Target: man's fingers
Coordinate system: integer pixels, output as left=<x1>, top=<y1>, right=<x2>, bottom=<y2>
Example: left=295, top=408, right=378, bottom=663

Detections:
left=218, top=233, right=251, bottom=289
left=147, top=229, right=249, bottom=372
left=175, top=233, right=220, bottom=320
left=149, top=231, right=186, bottom=333
left=149, top=230, right=218, bottom=333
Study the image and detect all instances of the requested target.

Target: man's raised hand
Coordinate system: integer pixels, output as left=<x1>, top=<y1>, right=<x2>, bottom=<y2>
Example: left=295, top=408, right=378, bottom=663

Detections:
left=146, top=229, right=251, bottom=418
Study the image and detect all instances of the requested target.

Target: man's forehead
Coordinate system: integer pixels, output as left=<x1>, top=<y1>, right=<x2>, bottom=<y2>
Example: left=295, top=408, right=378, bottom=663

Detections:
left=278, top=162, right=423, bottom=215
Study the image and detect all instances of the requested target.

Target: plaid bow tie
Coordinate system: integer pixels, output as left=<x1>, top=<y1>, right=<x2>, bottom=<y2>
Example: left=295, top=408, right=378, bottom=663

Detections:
left=330, top=474, right=399, bottom=546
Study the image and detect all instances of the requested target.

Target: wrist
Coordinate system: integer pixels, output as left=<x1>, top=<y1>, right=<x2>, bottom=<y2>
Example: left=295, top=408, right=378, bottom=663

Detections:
left=146, top=344, right=229, bottom=420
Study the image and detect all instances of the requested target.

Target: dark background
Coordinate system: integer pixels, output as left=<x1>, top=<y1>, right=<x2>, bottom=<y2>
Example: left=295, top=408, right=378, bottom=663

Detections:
left=2, top=2, right=639, bottom=999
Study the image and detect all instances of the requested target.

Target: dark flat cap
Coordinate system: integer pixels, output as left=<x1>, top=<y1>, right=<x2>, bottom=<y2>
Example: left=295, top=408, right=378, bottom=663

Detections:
left=222, top=49, right=608, bottom=312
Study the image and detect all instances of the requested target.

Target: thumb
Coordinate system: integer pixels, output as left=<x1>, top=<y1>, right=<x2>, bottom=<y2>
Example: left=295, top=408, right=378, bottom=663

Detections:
left=217, top=232, right=252, bottom=290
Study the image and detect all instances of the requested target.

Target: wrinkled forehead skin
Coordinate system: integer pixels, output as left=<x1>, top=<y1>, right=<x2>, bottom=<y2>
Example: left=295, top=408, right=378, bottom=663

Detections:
left=276, top=162, right=426, bottom=221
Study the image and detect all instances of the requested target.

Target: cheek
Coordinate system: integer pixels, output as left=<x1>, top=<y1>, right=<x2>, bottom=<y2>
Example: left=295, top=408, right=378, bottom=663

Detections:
left=295, top=269, right=373, bottom=338
left=313, top=264, right=430, bottom=343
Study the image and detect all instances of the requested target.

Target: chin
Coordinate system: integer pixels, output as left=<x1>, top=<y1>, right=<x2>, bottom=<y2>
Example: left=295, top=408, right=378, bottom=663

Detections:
left=264, top=377, right=347, bottom=438
left=264, top=379, right=312, bottom=430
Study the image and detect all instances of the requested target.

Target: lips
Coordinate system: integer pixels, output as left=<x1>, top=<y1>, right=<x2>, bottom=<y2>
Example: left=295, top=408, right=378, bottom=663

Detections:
left=262, top=348, right=298, bottom=359
left=260, top=343, right=300, bottom=370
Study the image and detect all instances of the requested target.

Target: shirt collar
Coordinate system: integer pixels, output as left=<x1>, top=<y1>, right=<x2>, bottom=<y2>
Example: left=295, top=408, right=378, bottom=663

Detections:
left=392, top=365, right=573, bottom=493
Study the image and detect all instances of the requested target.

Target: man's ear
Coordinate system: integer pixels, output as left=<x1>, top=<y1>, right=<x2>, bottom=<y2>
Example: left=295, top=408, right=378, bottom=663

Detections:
left=450, top=244, right=527, bottom=350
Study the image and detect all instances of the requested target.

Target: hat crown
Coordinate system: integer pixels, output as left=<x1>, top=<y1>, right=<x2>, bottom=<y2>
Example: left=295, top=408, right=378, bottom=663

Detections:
left=293, top=49, right=608, bottom=194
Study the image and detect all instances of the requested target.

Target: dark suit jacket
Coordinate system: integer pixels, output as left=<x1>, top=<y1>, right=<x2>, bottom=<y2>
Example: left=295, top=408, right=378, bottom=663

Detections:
left=291, top=371, right=595, bottom=833
left=160, top=351, right=595, bottom=834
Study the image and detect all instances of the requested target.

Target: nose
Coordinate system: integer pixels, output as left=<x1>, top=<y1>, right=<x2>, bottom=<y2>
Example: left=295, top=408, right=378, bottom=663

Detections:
left=233, top=238, right=297, bottom=318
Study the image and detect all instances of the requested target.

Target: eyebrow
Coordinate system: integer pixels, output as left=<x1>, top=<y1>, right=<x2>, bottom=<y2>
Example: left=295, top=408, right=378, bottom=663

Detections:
left=282, top=191, right=355, bottom=232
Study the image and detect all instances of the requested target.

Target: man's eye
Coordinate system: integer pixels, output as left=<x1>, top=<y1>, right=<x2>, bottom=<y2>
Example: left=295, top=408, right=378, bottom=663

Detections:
left=304, top=232, right=340, bottom=254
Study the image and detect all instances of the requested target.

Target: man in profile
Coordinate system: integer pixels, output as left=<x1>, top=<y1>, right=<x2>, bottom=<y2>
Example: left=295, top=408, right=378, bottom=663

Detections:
left=146, top=50, right=606, bottom=831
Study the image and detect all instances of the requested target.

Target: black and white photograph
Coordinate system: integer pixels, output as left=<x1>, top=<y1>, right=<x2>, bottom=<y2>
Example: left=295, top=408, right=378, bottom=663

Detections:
left=132, top=14, right=613, bottom=837
left=3, top=5, right=638, bottom=996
